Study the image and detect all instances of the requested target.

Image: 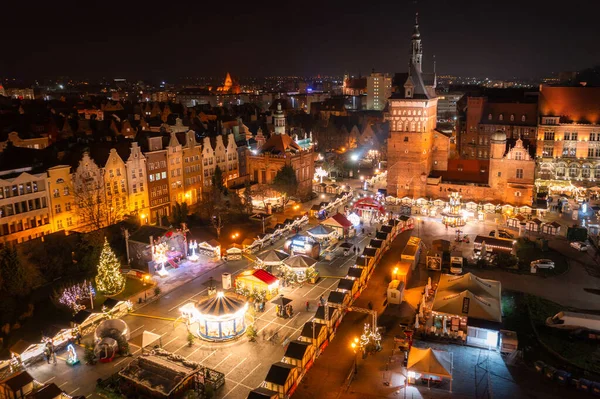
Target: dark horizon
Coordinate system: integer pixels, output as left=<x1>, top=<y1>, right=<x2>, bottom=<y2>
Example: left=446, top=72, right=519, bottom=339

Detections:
left=2, top=0, right=599, bottom=81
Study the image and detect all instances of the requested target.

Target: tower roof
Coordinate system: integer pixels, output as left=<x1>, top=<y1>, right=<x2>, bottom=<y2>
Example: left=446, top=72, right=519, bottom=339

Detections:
left=412, top=12, right=420, bottom=39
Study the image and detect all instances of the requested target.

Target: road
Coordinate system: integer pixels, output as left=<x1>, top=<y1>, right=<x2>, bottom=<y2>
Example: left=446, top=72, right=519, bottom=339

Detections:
left=26, top=204, right=378, bottom=399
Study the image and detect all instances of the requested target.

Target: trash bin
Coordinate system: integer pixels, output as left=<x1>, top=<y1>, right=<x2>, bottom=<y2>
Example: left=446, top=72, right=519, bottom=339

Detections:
left=222, top=273, right=232, bottom=290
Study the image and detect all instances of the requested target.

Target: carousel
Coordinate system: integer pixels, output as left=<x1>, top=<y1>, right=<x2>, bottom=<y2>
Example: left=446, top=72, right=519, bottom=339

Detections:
left=180, top=292, right=248, bottom=342
left=352, top=197, right=386, bottom=222
left=441, top=192, right=466, bottom=227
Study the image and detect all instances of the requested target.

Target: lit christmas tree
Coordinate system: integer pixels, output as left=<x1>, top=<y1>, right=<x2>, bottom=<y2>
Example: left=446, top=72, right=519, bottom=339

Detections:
left=95, top=237, right=125, bottom=295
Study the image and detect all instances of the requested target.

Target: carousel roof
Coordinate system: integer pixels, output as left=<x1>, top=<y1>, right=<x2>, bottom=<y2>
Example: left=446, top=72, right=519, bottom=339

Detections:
left=308, top=225, right=335, bottom=236
left=196, top=293, right=247, bottom=317
left=256, top=249, right=289, bottom=263
left=284, top=254, right=317, bottom=269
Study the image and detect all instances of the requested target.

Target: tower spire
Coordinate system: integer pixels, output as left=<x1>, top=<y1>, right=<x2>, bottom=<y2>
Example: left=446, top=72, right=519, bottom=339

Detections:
left=410, top=13, right=423, bottom=73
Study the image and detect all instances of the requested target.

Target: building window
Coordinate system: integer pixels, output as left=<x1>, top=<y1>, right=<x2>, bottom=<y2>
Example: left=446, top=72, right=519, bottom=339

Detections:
left=499, top=114, right=503, bottom=121
left=65, top=202, right=71, bottom=211
left=497, top=172, right=501, bottom=177
left=516, top=169, right=523, bottom=179
left=544, top=131, right=555, bottom=141
left=521, top=115, right=526, bottom=122
left=53, top=189, right=60, bottom=198
left=140, top=182, right=144, bottom=192
left=582, top=166, right=591, bottom=178
left=543, top=145, right=554, bottom=157
left=510, top=114, right=515, bottom=121
left=66, top=217, right=72, bottom=227
left=488, top=114, right=492, bottom=120
left=55, top=204, right=61, bottom=214
left=515, top=151, right=522, bottom=160
left=556, top=165, right=565, bottom=177
left=514, top=191, right=521, bottom=197
left=57, top=220, right=63, bottom=229
left=404, top=137, right=408, bottom=142
left=569, top=165, right=579, bottom=178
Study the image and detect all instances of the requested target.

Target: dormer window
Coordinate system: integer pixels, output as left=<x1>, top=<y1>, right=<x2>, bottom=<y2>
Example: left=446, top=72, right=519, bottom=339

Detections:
left=488, top=114, right=492, bottom=120
left=510, top=114, right=515, bottom=121
left=499, top=114, right=504, bottom=121
left=515, top=151, right=522, bottom=160
left=521, top=115, right=526, bottom=122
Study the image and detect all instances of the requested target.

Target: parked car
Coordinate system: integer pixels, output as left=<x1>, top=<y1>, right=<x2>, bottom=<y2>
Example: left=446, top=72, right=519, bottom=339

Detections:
left=570, top=241, right=589, bottom=251
left=489, top=230, right=514, bottom=239
left=531, top=259, right=555, bottom=269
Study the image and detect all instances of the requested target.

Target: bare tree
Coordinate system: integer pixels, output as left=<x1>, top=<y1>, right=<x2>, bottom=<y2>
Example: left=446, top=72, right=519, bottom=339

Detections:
left=211, top=211, right=225, bottom=239
left=72, top=164, right=106, bottom=232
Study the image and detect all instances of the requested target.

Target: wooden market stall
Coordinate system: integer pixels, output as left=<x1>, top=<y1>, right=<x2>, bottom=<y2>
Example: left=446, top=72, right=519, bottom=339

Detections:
left=541, top=221, right=561, bottom=235
left=263, top=362, right=299, bottom=398
left=235, top=269, right=279, bottom=299
left=283, top=340, right=315, bottom=370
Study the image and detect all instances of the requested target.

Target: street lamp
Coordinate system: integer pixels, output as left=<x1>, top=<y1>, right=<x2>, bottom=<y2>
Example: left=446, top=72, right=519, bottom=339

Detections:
left=416, top=217, right=421, bottom=238
left=143, top=275, right=150, bottom=301
left=351, top=337, right=359, bottom=374
left=393, top=267, right=399, bottom=281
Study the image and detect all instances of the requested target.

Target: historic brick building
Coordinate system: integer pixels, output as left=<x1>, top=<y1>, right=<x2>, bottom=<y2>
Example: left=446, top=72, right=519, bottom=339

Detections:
left=248, top=103, right=315, bottom=198
left=459, top=95, right=537, bottom=159
left=386, top=15, right=446, bottom=198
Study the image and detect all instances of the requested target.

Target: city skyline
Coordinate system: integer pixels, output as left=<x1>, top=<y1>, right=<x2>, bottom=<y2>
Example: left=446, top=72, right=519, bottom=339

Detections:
left=2, top=0, right=599, bottom=80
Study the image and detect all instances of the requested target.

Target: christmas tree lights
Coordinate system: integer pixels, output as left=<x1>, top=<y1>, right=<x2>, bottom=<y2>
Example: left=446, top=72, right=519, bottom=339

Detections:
left=95, top=237, right=125, bottom=295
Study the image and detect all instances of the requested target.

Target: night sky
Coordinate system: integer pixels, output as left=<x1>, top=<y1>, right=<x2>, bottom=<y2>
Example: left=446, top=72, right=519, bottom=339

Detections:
left=2, top=0, right=599, bottom=80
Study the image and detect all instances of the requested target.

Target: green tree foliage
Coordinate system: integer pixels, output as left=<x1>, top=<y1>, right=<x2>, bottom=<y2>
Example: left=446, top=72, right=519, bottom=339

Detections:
left=95, top=237, right=125, bottom=295
left=0, top=246, right=29, bottom=296
left=243, top=181, right=254, bottom=214
left=212, top=165, right=225, bottom=193
left=171, top=202, right=189, bottom=227
left=272, top=165, right=298, bottom=208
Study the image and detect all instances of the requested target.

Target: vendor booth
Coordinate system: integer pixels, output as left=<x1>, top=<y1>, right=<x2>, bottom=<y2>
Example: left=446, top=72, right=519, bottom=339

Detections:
left=197, top=240, right=221, bottom=258
left=283, top=235, right=320, bottom=259
left=307, top=225, right=336, bottom=242
left=541, top=221, right=561, bottom=235
left=474, top=235, right=515, bottom=254
left=283, top=255, right=319, bottom=283
left=235, top=269, right=279, bottom=299
left=347, top=266, right=367, bottom=287
left=284, top=340, right=316, bottom=370
left=313, top=306, right=341, bottom=332
left=255, top=249, right=289, bottom=271
left=299, top=322, right=328, bottom=349
left=526, top=218, right=542, bottom=233
left=337, top=278, right=359, bottom=298
left=431, top=273, right=502, bottom=349
left=321, top=213, right=355, bottom=238
left=226, top=244, right=243, bottom=260
left=407, top=347, right=453, bottom=391
left=180, top=292, right=248, bottom=341
left=507, top=214, right=525, bottom=228
left=264, top=362, right=299, bottom=398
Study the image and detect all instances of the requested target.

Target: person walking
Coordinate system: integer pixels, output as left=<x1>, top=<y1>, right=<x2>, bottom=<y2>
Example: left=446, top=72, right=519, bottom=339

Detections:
left=368, top=301, right=373, bottom=310
left=320, top=295, right=325, bottom=306
left=44, top=345, right=51, bottom=364
left=305, top=301, right=310, bottom=312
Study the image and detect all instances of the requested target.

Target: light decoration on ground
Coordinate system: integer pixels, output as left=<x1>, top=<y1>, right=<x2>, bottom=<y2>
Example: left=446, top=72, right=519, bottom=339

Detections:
left=153, top=242, right=169, bottom=276
left=95, top=238, right=125, bottom=295
left=188, top=240, right=199, bottom=262
left=314, top=167, right=328, bottom=183
left=58, top=280, right=95, bottom=313
left=347, top=212, right=361, bottom=227
left=66, top=344, right=79, bottom=366
left=179, top=292, right=249, bottom=341
left=359, top=323, right=382, bottom=353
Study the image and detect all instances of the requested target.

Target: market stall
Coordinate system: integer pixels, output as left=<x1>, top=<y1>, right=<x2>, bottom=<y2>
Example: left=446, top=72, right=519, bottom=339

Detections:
left=307, top=225, right=336, bottom=242
left=255, top=249, right=289, bottom=271
left=352, top=197, right=386, bottom=222
left=226, top=244, right=243, bottom=260
left=283, top=255, right=318, bottom=283
left=431, top=273, right=502, bottom=348
left=235, top=269, right=279, bottom=299
left=507, top=214, right=525, bottom=228
left=197, top=240, right=221, bottom=258
left=526, top=218, right=542, bottom=233
left=263, top=362, right=299, bottom=398
left=407, top=347, right=453, bottom=390
left=320, top=213, right=355, bottom=238
left=283, top=235, right=320, bottom=259
left=284, top=340, right=316, bottom=370
left=541, top=221, right=561, bottom=235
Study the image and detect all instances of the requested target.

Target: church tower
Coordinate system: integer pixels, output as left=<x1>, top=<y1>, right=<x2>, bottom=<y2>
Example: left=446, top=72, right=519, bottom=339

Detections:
left=386, top=14, right=439, bottom=198
left=410, top=13, right=423, bottom=73
left=273, top=102, right=286, bottom=135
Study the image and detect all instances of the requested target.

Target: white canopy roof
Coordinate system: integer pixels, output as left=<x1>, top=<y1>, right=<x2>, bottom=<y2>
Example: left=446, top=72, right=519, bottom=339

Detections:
left=407, top=347, right=453, bottom=378
left=432, top=273, right=502, bottom=323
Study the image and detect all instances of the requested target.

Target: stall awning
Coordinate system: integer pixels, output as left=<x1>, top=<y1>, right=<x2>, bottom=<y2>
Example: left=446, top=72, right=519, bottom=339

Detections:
left=129, top=330, right=162, bottom=348
left=432, top=273, right=502, bottom=323
left=407, top=347, right=452, bottom=379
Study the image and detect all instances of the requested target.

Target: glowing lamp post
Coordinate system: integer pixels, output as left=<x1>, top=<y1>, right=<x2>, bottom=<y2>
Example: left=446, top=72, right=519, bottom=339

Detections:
left=351, top=337, right=359, bottom=374
left=393, top=267, right=399, bottom=281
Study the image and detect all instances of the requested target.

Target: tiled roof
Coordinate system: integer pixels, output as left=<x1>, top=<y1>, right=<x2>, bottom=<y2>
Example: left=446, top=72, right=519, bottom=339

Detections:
left=251, top=269, right=278, bottom=285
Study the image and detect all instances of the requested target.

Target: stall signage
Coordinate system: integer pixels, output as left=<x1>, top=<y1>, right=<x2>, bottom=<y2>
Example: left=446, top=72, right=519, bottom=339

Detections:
left=462, top=297, right=470, bottom=314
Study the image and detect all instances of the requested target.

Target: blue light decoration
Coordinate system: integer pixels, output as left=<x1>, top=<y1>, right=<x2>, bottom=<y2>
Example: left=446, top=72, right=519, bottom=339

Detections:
left=66, top=344, right=79, bottom=366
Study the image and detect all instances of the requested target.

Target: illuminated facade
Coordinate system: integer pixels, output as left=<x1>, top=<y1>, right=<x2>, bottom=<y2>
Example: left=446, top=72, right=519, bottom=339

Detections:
left=125, top=142, right=149, bottom=221
left=182, top=130, right=203, bottom=206
left=367, top=72, right=392, bottom=111
left=535, top=85, right=600, bottom=195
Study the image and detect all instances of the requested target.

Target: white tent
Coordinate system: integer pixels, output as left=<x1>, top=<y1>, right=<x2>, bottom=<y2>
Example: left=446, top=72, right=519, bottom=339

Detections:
left=129, top=330, right=162, bottom=351
left=407, top=347, right=453, bottom=390
left=432, top=273, right=502, bottom=323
